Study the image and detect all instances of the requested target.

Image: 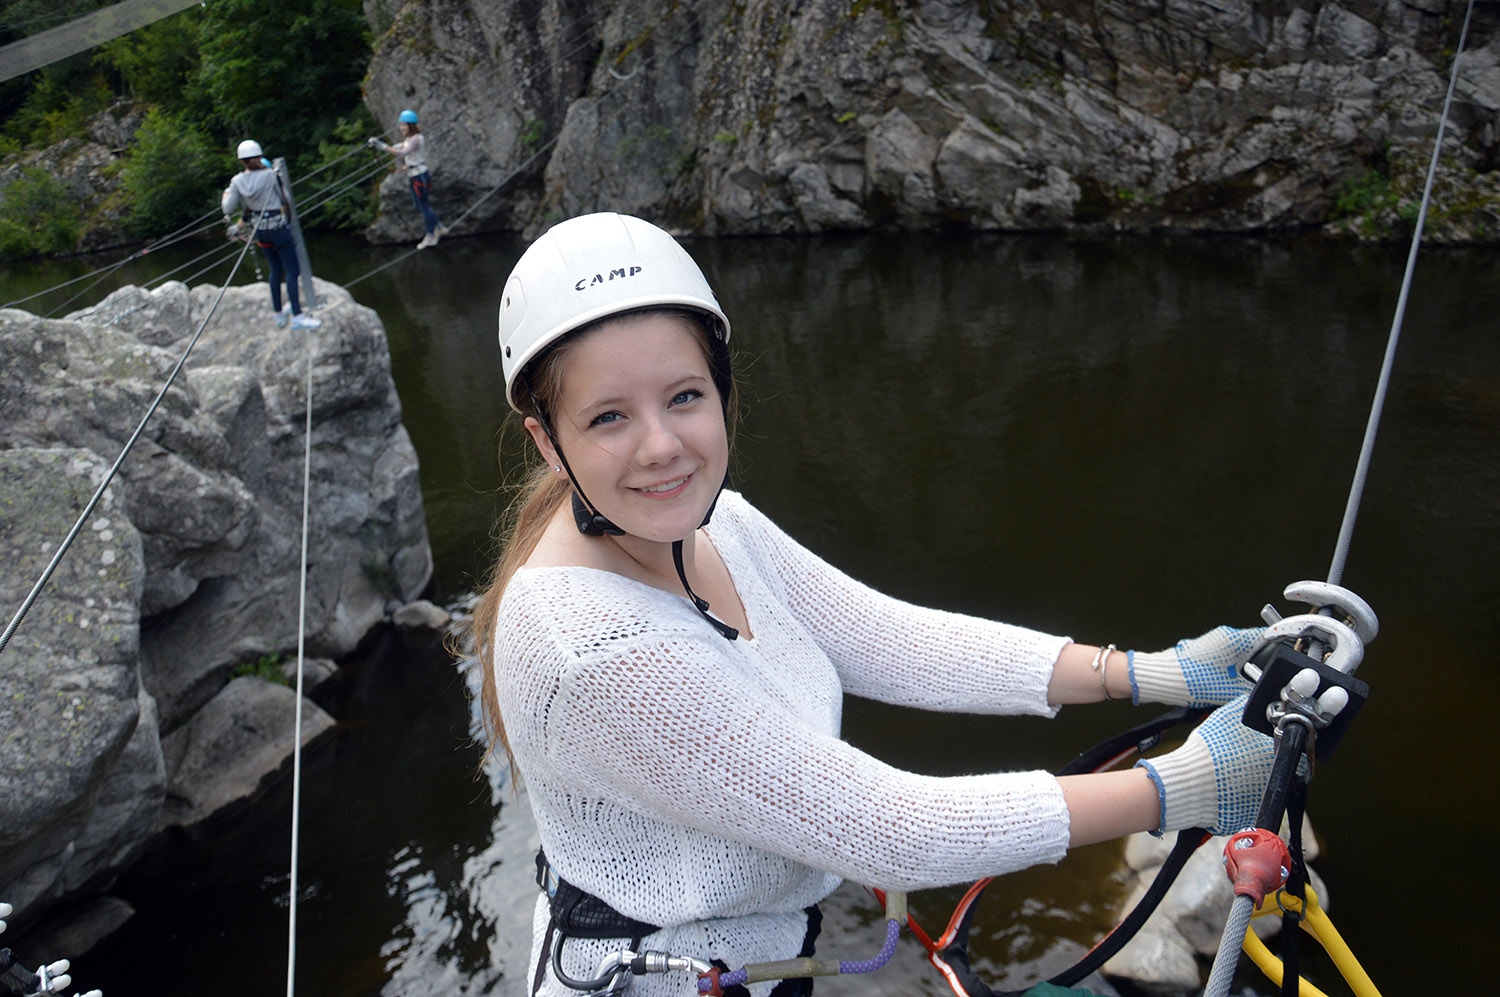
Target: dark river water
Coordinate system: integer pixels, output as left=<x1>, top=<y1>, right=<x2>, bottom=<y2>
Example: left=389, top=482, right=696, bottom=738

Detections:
left=3, top=227, right=1498, bottom=996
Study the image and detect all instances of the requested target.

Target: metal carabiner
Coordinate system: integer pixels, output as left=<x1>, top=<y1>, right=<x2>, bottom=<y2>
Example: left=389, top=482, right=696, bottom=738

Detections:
left=1243, top=613, right=1364, bottom=681
left=1280, top=581, right=1379, bottom=643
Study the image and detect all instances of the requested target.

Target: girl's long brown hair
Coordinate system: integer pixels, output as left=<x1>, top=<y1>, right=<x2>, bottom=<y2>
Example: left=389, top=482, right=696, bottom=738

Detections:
left=456, top=308, right=734, bottom=775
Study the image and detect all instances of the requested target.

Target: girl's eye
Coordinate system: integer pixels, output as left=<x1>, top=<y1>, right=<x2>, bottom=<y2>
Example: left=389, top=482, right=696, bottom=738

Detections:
left=588, top=411, right=622, bottom=428
left=671, top=389, right=704, bottom=406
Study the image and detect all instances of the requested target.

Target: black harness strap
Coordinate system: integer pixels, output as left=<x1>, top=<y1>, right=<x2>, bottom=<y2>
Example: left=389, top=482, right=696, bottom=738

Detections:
left=936, top=827, right=1208, bottom=997
left=1280, top=775, right=1311, bottom=997
left=532, top=849, right=658, bottom=994
left=934, top=707, right=1211, bottom=997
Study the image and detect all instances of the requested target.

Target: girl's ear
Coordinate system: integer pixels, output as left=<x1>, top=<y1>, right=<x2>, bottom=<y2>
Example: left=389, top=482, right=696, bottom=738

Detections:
left=524, top=416, right=560, bottom=469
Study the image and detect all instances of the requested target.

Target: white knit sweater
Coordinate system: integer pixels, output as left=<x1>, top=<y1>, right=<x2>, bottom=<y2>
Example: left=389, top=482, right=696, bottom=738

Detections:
left=495, top=490, right=1074, bottom=995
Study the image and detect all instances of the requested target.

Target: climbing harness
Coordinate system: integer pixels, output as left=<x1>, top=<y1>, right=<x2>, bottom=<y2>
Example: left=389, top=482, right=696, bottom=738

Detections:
left=532, top=867, right=903, bottom=997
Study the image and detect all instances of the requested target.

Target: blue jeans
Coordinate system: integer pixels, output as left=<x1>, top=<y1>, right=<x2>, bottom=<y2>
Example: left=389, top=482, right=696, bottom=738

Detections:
left=256, top=226, right=302, bottom=315
left=408, top=170, right=444, bottom=235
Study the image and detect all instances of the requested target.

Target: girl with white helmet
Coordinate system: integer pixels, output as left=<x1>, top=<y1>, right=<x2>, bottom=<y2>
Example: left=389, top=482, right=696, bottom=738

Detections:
left=470, top=212, right=1283, bottom=996
left=369, top=109, right=450, bottom=248
left=221, top=139, right=320, bottom=330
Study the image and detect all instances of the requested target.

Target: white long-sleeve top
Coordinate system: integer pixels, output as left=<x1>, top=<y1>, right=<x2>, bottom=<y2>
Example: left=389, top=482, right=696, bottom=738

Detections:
left=384, top=131, right=428, bottom=175
left=495, top=490, right=1074, bottom=995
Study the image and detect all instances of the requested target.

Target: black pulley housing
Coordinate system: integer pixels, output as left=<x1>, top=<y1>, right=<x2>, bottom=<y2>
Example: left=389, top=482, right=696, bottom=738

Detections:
left=1242, top=642, right=1369, bottom=760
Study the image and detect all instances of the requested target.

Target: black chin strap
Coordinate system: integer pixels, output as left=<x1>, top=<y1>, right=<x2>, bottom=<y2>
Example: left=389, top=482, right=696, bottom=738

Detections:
left=528, top=373, right=737, bottom=642
left=672, top=538, right=738, bottom=640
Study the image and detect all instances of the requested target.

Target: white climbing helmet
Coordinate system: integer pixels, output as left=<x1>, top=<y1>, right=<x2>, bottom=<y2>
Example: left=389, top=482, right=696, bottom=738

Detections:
left=236, top=139, right=263, bottom=160
left=498, top=212, right=731, bottom=412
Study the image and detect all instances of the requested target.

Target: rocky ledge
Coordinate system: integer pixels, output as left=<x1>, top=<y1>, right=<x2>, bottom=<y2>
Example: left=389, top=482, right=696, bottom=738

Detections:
left=0, top=280, right=433, bottom=945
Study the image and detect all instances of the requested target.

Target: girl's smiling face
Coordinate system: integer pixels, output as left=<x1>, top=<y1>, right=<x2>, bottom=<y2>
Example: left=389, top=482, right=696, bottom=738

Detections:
left=526, top=311, right=727, bottom=544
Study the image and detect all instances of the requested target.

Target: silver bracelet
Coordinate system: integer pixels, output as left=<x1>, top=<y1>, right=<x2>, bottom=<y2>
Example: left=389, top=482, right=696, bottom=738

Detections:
left=1092, top=643, right=1117, bottom=700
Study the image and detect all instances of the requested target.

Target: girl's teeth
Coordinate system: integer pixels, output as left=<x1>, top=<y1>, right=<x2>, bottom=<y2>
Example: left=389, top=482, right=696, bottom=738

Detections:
left=640, top=477, right=686, bottom=493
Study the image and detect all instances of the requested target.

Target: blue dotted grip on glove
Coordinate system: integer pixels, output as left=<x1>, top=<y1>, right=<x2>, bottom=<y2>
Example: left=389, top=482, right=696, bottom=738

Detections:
left=1136, top=693, right=1276, bottom=834
left=1129, top=625, right=1264, bottom=708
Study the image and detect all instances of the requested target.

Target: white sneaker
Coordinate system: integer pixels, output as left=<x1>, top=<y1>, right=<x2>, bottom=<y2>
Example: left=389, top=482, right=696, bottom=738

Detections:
left=435, top=223, right=451, bottom=237
left=290, top=313, right=321, bottom=330
left=417, top=233, right=437, bottom=249
left=274, top=309, right=289, bottom=328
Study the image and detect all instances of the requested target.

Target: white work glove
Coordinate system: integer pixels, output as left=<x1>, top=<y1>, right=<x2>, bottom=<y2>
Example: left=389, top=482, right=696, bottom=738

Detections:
left=367, top=136, right=386, bottom=150
left=1128, top=625, right=1264, bottom=707
left=224, top=220, right=243, bottom=241
left=1136, top=693, right=1276, bottom=834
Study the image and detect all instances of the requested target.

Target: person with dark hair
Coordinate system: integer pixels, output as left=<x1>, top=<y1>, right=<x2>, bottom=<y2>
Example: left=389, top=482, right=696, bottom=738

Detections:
left=369, top=109, right=451, bottom=249
left=467, top=212, right=1296, bottom=997
left=221, top=139, right=319, bottom=330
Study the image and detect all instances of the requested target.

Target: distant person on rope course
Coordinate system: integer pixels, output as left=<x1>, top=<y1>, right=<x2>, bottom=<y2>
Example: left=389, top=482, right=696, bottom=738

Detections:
left=221, top=139, right=320, bottom=330
left=464, top=211, right=1329, bottom=997
left=368, top=109, right=451, bottom=249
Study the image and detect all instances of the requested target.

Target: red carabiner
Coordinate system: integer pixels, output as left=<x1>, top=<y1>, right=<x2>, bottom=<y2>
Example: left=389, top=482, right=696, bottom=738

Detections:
left=1222, top=828, right=1291, bottom=906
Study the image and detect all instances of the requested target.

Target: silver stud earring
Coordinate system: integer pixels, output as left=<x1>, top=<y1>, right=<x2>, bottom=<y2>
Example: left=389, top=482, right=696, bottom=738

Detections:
left=553, top=465, right=562, bottom=473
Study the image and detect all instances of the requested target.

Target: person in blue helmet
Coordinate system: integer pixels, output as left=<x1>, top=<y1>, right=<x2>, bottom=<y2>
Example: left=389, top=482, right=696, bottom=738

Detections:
left=369, top=109, right=451, bottom=249
left=221, top=139, right=320, bottom=330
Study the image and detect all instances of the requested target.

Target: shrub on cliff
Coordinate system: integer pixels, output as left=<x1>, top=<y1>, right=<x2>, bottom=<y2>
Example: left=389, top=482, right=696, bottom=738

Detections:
left=0, top=166, right=81, bottom=258
left=117, top=108, right=225, bottom=238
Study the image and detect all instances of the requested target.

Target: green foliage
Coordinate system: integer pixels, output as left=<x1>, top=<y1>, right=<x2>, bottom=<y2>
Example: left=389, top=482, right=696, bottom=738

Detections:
left=96, top=9, right=206, bottom=106
left=117, top=107, right=226, bottom=238
left=521, top=119, right=547, bottom=147
left=195, top=0, right=371, bottom=155
left=233, top=652, right=289, bottom=685
left=301, top=108, right=382, bottom=230
left=1332, top=169, right=1391, bottom=219
left=0, top=167, right=82, bottom=258
left=2, top=73, right=112, bottom=148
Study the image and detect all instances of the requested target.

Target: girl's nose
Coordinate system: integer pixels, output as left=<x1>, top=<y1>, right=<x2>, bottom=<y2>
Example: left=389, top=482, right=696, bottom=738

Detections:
left=634, top=415, right=683, bottom=466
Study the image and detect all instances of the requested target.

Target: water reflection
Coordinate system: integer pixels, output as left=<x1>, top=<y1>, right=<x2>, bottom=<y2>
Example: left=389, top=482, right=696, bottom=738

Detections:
left=4, top=230, right=1497, bottom=996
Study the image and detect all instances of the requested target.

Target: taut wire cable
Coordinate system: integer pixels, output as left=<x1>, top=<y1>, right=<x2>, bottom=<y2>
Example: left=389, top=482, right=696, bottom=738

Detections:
left=0, top=210, right=268, bottom=656
left=1326, top=0, right=1474, bottom=588
left=285, top=273, right=317, bottom=997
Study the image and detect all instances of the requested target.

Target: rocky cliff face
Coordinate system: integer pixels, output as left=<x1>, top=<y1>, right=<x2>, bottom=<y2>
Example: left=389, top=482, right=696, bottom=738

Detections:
left=361, top=0, right=1499, bottom=242
left=0, top=102, right=144, bottom=254
left=0, top=281, right=431, bottom=926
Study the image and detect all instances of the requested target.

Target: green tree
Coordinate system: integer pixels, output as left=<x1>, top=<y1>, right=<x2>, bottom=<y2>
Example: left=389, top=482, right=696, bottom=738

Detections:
left=1, top=72, right=112, bottom=148
left=95, top=8, right=206, bottom=107
left=0, top=166, right=82, bottom=258
left=196, top=0, right=370, bottom=157
left=117, top=107, right=225, bottom=238
left=301, top=108, right=382, bottom=230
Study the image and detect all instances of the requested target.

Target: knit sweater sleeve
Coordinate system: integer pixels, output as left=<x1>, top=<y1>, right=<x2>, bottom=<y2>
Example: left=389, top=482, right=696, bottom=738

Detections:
left=716, top=492, right=1071, bottom=716
left=516, top=585, right=1072, bottom=891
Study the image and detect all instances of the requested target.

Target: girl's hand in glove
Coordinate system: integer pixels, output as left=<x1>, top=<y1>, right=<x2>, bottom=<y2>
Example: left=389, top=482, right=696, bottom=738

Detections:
left=1129, top=625, right=1264, bottom=707
left=1136, top=693, right=1276, bottom=834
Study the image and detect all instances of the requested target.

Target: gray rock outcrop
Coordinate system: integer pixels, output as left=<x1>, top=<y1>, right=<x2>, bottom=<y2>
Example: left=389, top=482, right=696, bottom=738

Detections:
left=362, top=0, right=1499, bottom=243
left=0, top=101, right=144, bottom=254
left=0, top=280, right=432, bottom=931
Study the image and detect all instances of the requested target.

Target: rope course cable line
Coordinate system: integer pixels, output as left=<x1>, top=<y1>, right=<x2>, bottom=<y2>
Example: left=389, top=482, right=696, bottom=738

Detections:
left=3, top=138, right=386, bottom=316
left=3, top=12, right=613, bottom=316
left=284, top=275, right=318, bottom=997
left=1324, top=0, right=1475, bottom=590
left=0, top=207, right=273, bottom=657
